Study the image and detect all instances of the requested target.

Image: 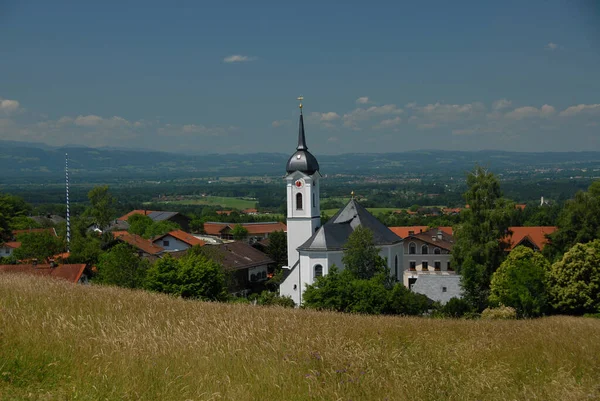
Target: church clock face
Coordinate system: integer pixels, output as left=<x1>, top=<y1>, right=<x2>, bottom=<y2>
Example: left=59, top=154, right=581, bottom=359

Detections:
left=295, top=179, right=304, bottom=188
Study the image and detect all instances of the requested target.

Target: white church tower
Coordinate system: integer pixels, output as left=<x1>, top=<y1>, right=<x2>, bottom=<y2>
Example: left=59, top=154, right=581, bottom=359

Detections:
left=285, top=97, right=321, bottom=268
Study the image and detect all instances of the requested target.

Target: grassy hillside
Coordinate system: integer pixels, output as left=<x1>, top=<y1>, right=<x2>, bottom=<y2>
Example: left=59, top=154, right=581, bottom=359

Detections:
left=1, top=275, right=599, bottom=401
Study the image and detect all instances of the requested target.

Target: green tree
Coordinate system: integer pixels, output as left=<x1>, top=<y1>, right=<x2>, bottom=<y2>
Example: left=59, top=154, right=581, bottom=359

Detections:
left=549, top=240, right=600, bottom=315
left=266, top=230, right=287, bottom=269
left=145, top=254, right=181, bottom=294
left=176, top=253, right=227, bottom=300
left=489, top=246, right=551, bottom=317
left=303, top=267, right=429, bottom=315
left=96, top=243, right=149, bottom=289
left=145, top=252, right=227, bottom=301
left=0, top=192, right=32, bottom=242
left=13, top=232, right=64, bottom=261
left=232, top=224, right=249, bottom=241
left=127, top=214, right=179, bottom=239
left=545, top=181, right=600, bottom=260
left=452, top=166, right=514, bottom=310
left=342, top=226, right=387, bottom=280
left=127, top=214, right=154, bottom=237
left=86, top=186, right=117, bottom=231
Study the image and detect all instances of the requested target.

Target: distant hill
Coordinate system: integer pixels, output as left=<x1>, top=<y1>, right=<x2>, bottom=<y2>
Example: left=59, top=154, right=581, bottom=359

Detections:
left=1, top=140, right=599, bottom=183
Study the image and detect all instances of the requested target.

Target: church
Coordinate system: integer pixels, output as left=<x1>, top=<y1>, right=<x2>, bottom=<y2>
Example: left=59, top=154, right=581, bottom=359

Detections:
left=279, top=100, right=404, bottom=305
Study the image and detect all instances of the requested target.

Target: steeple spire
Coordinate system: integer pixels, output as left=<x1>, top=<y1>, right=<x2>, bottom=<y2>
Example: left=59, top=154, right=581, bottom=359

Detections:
left=297, top=96, right=307, bottom=151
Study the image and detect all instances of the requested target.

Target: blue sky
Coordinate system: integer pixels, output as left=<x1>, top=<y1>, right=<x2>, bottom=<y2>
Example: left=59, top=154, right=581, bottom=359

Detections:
left=1, top=0, right=599, bottom=154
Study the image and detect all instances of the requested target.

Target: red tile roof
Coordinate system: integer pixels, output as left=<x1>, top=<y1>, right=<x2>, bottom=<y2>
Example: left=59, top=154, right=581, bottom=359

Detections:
left=0, top=263, right=87, bottom=283
left=117, top=210, right=157, bottom=221
left=515, top=204, right=527, bottom=211
left=505, top=226, right=557, bottom=251
left=153, top=230, right=206, bottom=247
left=388, top=226, right=453, bottom=239
left=216, top=210, right=234, bottom=215
left=1, top=241, right=21, bottom=249
left=442, top=207, right=463, bottom=214
left=242, top=208, right=258, bottom=214
left=113, top=232, right=164, bottom=255
left=12, top=228, right=58, bottom=238
left=204, top=222, right=287, bottom=236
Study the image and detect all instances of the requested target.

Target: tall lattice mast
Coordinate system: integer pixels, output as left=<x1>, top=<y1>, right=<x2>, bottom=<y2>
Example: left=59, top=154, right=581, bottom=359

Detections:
left=65, top=153, right=71, bottom=251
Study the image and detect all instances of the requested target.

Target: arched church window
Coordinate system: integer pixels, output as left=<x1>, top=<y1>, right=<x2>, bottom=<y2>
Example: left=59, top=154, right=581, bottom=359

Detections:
left=313, top=193, right=315, bottom=208
left=421, top=245, right=428, bottom=255
left=409, top=243, right=416, bottom=255
left=296, top=193, right=303, bottom=210
left=314, top=264, right=323, bottom=278
left=434, top=248, right=441, bottom=255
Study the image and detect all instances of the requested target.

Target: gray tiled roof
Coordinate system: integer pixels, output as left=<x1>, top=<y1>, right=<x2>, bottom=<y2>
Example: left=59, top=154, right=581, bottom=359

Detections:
left=148, top=211, right=180, bottom=221
left=298, top=200, right=402, bottom=251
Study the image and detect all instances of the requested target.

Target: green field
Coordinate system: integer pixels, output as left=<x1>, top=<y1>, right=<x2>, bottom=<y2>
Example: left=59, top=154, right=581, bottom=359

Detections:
left=150, top=195, right=257, bottom=210
left=2, top=274, right=599, bottom=401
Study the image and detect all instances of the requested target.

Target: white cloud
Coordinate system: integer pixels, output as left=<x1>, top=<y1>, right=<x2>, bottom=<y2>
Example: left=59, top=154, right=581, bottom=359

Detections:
left=356, top=97, right=370, bottom=104
left=343, top=104, right=403, bottom=129
left=492, top=99, right=512, bottom=112
left=317, top=112, right=340, bottom=122
left=545, top=42, right=560, bottom=51
left=223, top=55, right=256, bottom=63
left=559, top=104, right=600, bottom=117
left=74, top=115, right=103, bottom=126
left=0, top=98, right=20, bottom=114
left=414, top=102, right=486, bottom=123
left=375, top=116, right=402, bottom=129
left=505, top=105, right=555, bottom=120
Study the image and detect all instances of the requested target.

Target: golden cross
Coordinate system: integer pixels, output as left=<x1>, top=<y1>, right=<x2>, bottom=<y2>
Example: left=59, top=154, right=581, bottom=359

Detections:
left=297, top=95, right=304, bottom=111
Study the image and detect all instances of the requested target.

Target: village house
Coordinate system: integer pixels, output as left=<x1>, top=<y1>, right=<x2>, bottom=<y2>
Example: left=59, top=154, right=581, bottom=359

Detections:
left=504, top=226, right=557, bottom=252
left=173, top=241, right=274, bottom=296
left=0, top=263, right=91, bottom=284
left=111, top=231, right=165, bottom=261
left=399, top=227, right=460, bottom=304
left=118, top=210, right=191, bottom=231
left=203, top=221, right=287, bottom=241
left=152, top=230, right=206, bottom=252
left=0, top=242, right=21, bottom=258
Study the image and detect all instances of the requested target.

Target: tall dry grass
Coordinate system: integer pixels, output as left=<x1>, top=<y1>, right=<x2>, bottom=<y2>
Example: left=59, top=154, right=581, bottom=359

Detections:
left=0, top=274, right=599, bottom=401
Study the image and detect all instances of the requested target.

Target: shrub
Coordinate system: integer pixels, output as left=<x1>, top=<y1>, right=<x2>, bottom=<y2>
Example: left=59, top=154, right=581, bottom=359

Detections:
left=440, top=297, right=472, bottom=318
left=481, top=305, right=517, bottom=320
left=248, top=291, right=295, bottom=308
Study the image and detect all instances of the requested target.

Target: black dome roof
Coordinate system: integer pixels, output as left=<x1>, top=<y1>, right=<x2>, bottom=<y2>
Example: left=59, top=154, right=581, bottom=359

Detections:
left=286, top=150, right=320, bottom=175
left=286, top=113, right=320, bottom=175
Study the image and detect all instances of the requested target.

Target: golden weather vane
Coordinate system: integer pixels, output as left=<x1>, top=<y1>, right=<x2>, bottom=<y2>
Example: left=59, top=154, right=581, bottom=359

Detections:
left=297, top=95, right=304, bottom=113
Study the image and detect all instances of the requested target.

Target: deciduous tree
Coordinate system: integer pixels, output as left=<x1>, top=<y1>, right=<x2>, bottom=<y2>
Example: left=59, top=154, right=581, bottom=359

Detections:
left=342, top=226, right=387, bottom=280
left=96, top=243, right=149, bottom=289
left=13, top=232, right=64, bottom=261
left=549, top=239, right=600, bottom=315
left=86, top=186, right=117, bottom=231
left=489, top=246, right=551, bottom=317
left=266, top=230, right=287, bottom=269
left=452, top=166, right=514, bottom=310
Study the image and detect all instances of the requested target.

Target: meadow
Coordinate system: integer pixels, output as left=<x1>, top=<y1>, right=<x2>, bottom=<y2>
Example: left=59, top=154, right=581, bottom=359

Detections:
left=1, top=274, right=599, bottom=401
left=150, top=195, right=257, bottom=210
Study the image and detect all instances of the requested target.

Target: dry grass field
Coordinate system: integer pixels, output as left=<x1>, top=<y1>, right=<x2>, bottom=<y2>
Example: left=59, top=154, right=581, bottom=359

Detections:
left=1, top=275, right=599, bottom=401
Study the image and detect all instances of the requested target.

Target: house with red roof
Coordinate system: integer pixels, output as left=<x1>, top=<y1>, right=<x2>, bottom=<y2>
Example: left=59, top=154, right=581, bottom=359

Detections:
left=504, top=226, right=557, bottom=252
left=111, top=231, right=165, bottom=261
left=0, top=241, right=21, bottom=258
left=388, top=226, right=453, bottom=239
left=203, top=221, right=287, bottom=241
left=0, top=263, right=90, bottom=284
left=152, top=230, right=206, bottom=252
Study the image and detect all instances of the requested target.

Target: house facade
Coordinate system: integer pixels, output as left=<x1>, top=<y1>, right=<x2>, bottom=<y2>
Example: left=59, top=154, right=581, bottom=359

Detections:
left=152, top=230, right=206, bottom=252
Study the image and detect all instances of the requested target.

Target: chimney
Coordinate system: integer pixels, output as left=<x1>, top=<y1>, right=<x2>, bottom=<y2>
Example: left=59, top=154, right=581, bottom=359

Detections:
left=437, top=230, right=443, bottom=240
left=432, top=236, right=436, bottom=242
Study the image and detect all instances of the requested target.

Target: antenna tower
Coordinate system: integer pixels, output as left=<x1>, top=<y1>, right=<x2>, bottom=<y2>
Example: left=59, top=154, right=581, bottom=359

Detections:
left=65, top=153, right=71, bottom=252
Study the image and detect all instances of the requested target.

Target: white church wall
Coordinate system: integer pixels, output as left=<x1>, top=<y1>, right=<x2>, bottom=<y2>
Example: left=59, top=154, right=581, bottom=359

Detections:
left=279, top=265, right=301, bottom=305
